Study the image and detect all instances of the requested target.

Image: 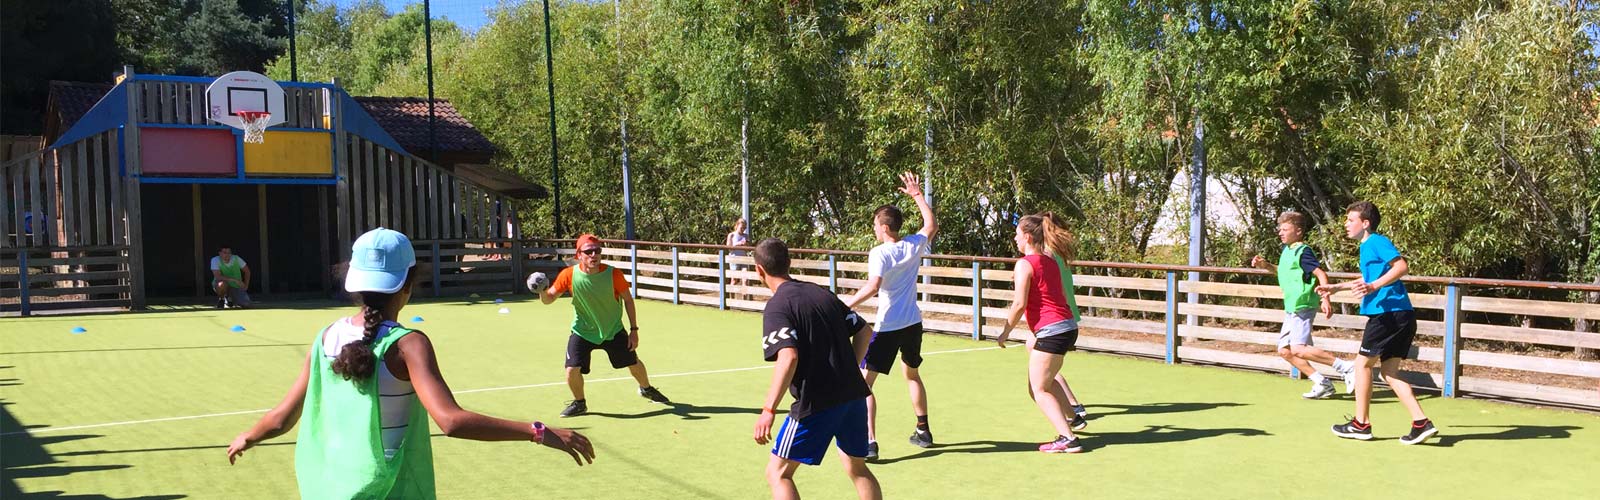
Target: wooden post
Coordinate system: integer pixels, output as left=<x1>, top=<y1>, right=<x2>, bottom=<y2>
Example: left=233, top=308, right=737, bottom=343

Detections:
left=510, top=210, right=524, bottom=294
left=123, top=66, right=146, bottom=309
left=431, top=241, right=441, bottom=297
left=192, top=185, right=204, bottom=297
left=257, top=184, right=270, bottom=295
left=671, top=246, right=680, bottom=305
left=332, top=80, right=351, bottom=260
left=318, top=185, right=332, bottom=292
left=971, top=261, right=982, bottom=340
left=18, top=250, right=29, bottom=316
left=828, top=255, right=838, bottom=293
left=1443, top=284, right=1464, bottom=397
left=718, top=250, right=727, bottom=310
left=1165, top=271, right=1180, bottom=364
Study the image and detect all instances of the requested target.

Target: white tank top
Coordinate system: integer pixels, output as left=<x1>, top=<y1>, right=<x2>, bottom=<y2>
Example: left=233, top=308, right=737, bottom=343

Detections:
left=322, top=317, right=414, bottom=458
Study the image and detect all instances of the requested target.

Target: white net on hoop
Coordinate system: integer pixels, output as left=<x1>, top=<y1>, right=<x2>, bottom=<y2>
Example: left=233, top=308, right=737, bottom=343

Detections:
left=239, top=111, right=271, bottom=144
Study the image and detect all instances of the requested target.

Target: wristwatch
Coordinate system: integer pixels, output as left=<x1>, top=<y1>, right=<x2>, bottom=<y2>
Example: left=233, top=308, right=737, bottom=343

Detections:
left=530, top=421, right=546, bottom=443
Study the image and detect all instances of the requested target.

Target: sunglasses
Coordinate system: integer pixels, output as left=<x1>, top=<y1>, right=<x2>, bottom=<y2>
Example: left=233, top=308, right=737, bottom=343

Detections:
left=580, top=248, right=602, bottom=256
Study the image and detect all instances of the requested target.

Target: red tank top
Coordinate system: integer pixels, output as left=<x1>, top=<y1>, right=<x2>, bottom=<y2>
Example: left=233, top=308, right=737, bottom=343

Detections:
left=1022, top=254, right=1074, bottom=330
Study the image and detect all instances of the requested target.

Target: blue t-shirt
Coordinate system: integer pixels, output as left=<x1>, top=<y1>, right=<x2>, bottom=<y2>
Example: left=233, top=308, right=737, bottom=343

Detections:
left=1358, top=234, right=1413, bottom=315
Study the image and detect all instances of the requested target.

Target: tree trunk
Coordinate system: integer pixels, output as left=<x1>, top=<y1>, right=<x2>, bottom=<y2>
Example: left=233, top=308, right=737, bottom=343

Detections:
left=1577, top=272, right=1599, bottom=360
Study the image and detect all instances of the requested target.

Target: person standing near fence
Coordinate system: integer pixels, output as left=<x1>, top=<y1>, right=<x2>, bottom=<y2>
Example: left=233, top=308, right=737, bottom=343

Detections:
left=995, top=212, right=1086, bottom=454
left=726, top=218, right=752, bottom=299
left=750, top=237, right=882, bottom=500
left=225, top=228, right=595, bottom=498
left=1317, top=202, right=1438, bottom=444
left=1251, top=211, right=1358, bottom=399
left=845, top=172, right=938, bottom=459
left=527, top=234, right=671, bottom=418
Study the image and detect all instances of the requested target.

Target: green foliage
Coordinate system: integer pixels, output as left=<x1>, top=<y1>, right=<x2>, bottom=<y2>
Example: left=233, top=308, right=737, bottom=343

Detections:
left=0, top=0, right=120, bottom=134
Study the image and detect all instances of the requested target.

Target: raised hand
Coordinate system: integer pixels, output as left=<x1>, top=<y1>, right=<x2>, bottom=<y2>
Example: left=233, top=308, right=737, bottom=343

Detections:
left=898, top=172, right=924, bottom=198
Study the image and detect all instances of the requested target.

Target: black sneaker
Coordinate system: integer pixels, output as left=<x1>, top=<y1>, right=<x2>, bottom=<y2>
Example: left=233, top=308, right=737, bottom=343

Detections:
left=559, top=400, right=587, bottom=418
left=865, top=441, right=879, bottom=461
left=638, top=386, right=670, bottom=404
left=908, top=429, right=933, bottom=448
left=1071, top=413, right=1088, bottom=431
left=1400, top=419, right=1438, bottom=445
left=1331, top=416, right=1373, bottom=440
left=216, top=298, right=227, bottom=309
left=1073, top=405, right=1088, bottom=418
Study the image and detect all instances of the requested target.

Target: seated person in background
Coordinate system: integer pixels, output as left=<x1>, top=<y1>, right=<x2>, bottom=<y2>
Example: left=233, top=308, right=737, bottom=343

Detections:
left=212, top=245, right=252, bottom=308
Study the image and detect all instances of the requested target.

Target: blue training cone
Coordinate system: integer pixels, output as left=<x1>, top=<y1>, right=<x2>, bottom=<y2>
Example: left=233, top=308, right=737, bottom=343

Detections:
left=494, top=298, right=504, bottom=304
left=231, top=325, right=246, bottom=332
left=411, top=316, right=425, bottom=323
left=70, top=327, right=87, bottom=334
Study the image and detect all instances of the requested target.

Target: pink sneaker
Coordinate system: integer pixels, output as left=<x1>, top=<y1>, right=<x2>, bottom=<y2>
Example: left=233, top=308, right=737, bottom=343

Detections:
left=1038, top=435, right=1083, bottom=453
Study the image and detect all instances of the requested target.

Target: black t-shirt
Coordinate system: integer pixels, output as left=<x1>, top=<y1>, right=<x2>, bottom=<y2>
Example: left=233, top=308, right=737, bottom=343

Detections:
left=762, top=280, right=872, bottom=420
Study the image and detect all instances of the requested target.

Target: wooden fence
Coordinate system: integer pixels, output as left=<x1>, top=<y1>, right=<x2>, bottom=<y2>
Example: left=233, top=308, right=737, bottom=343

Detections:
left=492, top=238, right=1598, bottom=411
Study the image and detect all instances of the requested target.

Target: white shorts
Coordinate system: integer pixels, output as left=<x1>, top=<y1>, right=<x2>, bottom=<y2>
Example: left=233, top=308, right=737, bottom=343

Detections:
left=1277, top=310, right=1315, bottom=348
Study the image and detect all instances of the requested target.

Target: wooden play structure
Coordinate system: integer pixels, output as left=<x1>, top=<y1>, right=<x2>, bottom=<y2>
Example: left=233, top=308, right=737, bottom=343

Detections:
left=2, top=68, right=524, bottom=314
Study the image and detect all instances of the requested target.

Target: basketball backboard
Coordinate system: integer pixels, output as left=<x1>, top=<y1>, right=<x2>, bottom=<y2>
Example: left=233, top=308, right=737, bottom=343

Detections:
left=206, top=71, right=286, bottom=130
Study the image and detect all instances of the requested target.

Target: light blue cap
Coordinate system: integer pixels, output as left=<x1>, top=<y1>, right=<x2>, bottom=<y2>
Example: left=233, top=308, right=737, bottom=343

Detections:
left=345, top=228, right=416, bottom=294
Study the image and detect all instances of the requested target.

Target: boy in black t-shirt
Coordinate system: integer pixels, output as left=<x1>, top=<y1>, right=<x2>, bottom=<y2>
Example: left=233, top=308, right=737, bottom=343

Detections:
left=750, top=238, right=882, bottom=500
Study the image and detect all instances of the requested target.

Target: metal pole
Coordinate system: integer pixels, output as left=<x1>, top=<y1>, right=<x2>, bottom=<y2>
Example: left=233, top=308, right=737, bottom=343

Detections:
left=718, top=250, right=728, bottom=310
left=287, top=0, right=298, bottom=81
left=1186, top=114, right=1205, bottom=328
left=424, top=0, right=437, bottom=164
left=615, top=0, right=634, bottom=241
left=1443, top=284, right=1464, bottom=397
left=971, top=261, right=982, bottom=340
left=542, top=0, right=562, bottom=236
left=1165, top=271, right=1180, bottom=364
left=671, top=246, right=680, bottom=305
left=741, top=114, right=750, bottom=237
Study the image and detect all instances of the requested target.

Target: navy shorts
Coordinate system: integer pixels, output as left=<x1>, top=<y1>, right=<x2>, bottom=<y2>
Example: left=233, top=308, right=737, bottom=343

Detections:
left=862, top=323, right=924, bottom=374
left=771, top=399, right=869, bottom=465
left=1359, top=310, right=1417, bottom=361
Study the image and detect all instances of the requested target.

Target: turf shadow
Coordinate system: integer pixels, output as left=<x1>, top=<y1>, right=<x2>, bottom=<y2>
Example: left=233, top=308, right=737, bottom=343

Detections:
left=584, top=402, right=763, bottom=421
left=1, top=398, right=187, bottom=499
left=1428, top=424, right=1581, bottom=447
left=1087, top=402, right=1249, bottom=420
left=1081, top=425, right=1271, bottom=449
left=872, top=440, right=1040, bottom=464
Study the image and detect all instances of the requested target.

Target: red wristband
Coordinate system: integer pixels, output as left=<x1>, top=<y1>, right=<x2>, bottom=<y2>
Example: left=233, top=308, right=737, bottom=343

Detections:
left=761, top=407, right=775, bottom=415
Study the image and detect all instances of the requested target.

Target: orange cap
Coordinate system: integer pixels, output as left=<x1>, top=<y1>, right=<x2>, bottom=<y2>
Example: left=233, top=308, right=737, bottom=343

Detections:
left=576, top=234, right=602, bottom=249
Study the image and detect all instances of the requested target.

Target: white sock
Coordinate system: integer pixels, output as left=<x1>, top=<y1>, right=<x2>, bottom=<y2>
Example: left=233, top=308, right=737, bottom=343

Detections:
left=1333, top=358, right=1352, bottom=373
left=1309, top=372, right=1327, bottom=384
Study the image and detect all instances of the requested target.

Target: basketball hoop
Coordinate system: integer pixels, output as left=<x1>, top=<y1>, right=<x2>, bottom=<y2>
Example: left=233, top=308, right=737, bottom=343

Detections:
left=237, top=110, right=271, bottom=144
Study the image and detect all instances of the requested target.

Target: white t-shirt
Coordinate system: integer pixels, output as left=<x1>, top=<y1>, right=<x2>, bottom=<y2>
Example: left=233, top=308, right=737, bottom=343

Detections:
left=868, top=232, right=931, bottom=331
left=322, top=318, right=413, bottom=458
left=209, top=255, right=247, bottom=271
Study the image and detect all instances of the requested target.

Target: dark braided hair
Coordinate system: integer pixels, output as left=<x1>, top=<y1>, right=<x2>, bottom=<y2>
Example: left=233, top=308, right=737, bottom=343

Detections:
left=330, top=263, right=422, bottom=381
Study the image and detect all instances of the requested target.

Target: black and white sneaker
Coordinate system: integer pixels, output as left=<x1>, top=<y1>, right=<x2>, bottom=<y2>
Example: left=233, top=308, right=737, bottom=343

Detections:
left=865, top=441, right=879, bottom=461
left=216, top=298, right=227, bottom=309
left=1400, top=419, right=1438, bottom=445
left=559, top=400, right=587, bottom=418
left=1071, top=413, right=1088, bottom=431
left=1331, top=416, right=1373, bottom=440
left=908, top=429, right=934, bottom=448
left=1073, top=404, right=1088, bottom=418
left=1038, top=435, right=1084, bottom=453
left=638, top=386, right=670, bottom=404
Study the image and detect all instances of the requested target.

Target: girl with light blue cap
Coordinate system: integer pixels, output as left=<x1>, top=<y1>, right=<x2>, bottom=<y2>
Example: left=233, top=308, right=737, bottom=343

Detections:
left=226, top=228, right=596, bottom=498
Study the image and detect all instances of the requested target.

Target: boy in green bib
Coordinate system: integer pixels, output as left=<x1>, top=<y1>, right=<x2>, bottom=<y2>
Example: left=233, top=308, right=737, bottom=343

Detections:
left=227, top=228, right=595, bottom=498
left=530, top=234, right=671, bottom=418
left=1251, top=212, right=1356, bottom=399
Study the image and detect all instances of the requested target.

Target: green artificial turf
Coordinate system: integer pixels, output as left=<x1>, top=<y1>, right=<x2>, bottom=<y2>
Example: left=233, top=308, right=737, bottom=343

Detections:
left=2, top=297, right=1595, bottom=499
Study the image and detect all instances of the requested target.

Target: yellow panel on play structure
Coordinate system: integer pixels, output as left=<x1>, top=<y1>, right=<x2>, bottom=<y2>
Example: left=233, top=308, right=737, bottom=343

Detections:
left=242, top=130, right=333, bottom=175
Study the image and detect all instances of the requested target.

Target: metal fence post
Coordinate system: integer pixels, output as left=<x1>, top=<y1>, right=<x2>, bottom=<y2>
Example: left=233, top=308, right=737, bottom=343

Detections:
left=431, top=242, right=441, bottom=297
left=1443, top=284, right=1464, bottom=397
left=629, top=244, right=638, bottom=298
left=671, top=246, right=680, bottom=305
left=718, top=250, right=727, bottom=310
left=18, top=251, right=30, bottom=317
left=1165, top=271, right=1180, bottom=364
left=971, top=261, right=982, bottom=340
left=828, top=255, right=838, bottom=293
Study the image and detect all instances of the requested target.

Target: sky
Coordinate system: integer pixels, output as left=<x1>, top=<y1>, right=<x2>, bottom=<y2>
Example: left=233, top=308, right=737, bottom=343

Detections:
left=330, top=0, right=497, bottom=33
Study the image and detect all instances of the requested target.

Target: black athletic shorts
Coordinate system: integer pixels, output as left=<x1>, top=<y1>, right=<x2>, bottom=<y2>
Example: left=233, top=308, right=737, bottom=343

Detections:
left=565, top=331, right=638, bottom=374
left=862, top=322, right=924, bottom=374
left=1359, top=310, right=1417, bottom=361
left=1033, top=329, right=1079, bottom=355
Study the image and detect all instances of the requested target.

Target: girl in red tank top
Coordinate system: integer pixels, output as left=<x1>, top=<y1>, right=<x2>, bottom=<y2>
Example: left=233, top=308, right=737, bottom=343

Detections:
left=995, top=212, right=1087, bottom=454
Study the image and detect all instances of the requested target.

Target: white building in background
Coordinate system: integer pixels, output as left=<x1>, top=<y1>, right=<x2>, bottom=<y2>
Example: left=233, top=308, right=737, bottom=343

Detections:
left=1148, top=171, right=1287, bottom=247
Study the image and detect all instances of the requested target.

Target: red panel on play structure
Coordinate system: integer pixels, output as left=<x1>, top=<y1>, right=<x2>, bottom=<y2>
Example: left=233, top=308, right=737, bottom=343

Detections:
left=139, top=127, right=236, bottom=175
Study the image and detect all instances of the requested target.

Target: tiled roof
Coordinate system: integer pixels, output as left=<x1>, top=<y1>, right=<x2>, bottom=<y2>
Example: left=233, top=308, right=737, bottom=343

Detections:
left=351, top=96, right=496, bottom=155
left=48, top=82, right=496, bottom=156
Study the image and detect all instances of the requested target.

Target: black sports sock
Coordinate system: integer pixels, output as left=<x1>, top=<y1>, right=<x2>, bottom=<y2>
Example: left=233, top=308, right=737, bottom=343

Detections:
left=916, top=415, right=929, bottom=431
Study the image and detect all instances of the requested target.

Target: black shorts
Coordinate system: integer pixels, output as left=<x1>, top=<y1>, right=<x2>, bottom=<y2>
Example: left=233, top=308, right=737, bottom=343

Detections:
left=1033, top=329, right=1079, bottom=355
left=862, top=323, right=924, bottom=374
left=1359, top=310, right=1417, bottom=360
left=565, top=331, right=638, bottom=374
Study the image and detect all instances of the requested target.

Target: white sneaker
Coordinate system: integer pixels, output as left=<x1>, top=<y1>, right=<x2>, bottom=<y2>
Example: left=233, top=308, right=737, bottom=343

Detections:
left=1302, top=380, right=1335, bottom=399
left=1340, top=367, right=1357, bottom=394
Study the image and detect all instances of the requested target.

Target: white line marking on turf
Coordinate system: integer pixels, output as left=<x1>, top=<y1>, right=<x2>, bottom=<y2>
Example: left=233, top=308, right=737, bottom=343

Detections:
left=3, top=346, right=1002, bottom=436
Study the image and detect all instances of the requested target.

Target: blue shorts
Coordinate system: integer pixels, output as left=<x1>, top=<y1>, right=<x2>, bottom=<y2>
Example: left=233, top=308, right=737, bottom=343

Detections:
left=771, top=398, right=869, bottom=465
